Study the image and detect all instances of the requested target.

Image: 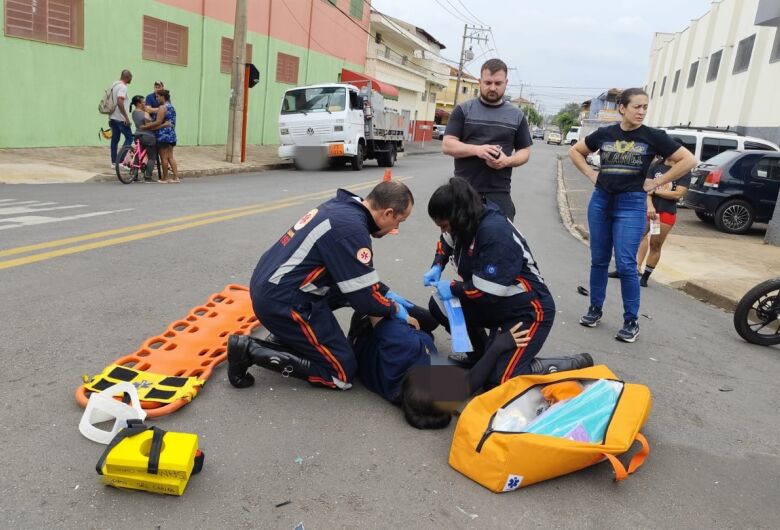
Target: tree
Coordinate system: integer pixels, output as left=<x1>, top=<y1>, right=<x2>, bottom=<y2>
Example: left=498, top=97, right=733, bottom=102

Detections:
left=552, top=102, right=581, bottom=137
left=522, top=105, right=543, bottom=127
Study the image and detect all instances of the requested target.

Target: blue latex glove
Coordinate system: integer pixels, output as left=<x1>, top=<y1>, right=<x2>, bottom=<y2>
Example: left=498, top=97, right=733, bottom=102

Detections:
left=423, top=265, right=443, bottom=286
left=386, top=290, right=414, bottom=309
left=436, top=279, right=453, bottom=301
left=393, top=301, right=410, bottom=322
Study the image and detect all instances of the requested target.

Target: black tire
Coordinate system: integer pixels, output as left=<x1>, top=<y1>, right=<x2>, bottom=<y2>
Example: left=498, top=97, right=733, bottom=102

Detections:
left=714, top=199, right=754, bottom=234
left=351, top=143, right=364, bottom=171
left=116, top=145, right=137, bottom=184
left=378, top=143, right=396, bottom=167
left=695, top=210, right=714, bottom=223
left=733, top=278, right=780, bottom=346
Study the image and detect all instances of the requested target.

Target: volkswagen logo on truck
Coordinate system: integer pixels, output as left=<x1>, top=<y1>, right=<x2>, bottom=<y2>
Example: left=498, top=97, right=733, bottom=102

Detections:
left=306, top=127, right=314, bottom=135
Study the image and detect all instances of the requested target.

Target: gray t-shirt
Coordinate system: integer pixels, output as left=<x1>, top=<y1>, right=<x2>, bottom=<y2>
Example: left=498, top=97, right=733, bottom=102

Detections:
left=132, top=110, right=155, bottom=141
left=444, top=99, right=533, bottom=193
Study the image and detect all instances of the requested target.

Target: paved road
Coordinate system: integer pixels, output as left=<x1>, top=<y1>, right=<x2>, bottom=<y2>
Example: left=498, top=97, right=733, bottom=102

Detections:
left=1, top=145, right=778, bottom=528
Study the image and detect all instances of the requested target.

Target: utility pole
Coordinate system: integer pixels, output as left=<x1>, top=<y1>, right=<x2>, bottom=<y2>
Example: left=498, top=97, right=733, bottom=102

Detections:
left=226, top=0, right=248, bottom=163
left=453, top=24, right=489, bottom=107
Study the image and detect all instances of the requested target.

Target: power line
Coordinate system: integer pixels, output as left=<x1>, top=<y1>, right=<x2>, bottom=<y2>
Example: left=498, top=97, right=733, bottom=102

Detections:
left=442, top=0, right=480, bottom=25
left=431, top=0, right=472, bottom=24
left=453, top=0, right=486, bottom=26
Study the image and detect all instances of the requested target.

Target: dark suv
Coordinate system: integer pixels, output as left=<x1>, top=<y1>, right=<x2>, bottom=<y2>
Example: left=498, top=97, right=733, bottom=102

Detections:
left=684, top=150, right=780, bottom=234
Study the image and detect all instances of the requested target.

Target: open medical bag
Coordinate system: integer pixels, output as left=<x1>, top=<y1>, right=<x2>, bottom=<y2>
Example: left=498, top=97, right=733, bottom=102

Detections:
left=449, top=365, right=651, bottom=492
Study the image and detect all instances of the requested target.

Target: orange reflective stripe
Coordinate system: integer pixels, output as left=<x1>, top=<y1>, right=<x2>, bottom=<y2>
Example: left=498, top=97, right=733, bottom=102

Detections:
left=627, top=432, right=650, bottom=475
left=308, top=376, right=336, bottom=388
left=300, top=266, right=326, bottom=287
left=500, top=299, right=543, bottom=383
left=290, top=310, right=347, bottom=383
left=602, top=453, right=629, bottom=481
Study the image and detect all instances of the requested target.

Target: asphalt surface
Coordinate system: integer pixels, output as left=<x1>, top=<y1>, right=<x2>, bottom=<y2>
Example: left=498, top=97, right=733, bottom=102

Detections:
left=1, top=145, right=778, bottom=529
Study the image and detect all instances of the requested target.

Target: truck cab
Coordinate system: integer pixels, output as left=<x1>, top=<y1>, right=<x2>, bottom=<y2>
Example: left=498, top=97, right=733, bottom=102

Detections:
left=277, top=83, right=402, bottom=170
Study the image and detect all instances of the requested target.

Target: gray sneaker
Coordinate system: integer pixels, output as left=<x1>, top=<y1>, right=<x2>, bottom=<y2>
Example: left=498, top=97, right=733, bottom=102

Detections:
left=616, top=319, right=639, bottom=342
left=579, top=305, right=602, bottom=327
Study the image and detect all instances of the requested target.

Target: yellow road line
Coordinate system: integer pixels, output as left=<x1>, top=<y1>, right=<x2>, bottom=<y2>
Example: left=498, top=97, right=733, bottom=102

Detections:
left=0, top=177, right=409, bottom=270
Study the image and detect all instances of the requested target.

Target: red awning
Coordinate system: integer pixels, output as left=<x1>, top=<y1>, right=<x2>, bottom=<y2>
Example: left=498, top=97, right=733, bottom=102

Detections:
left=340, top=68, right=399, bottom=98
left=435, top=108, right=450, bottom=118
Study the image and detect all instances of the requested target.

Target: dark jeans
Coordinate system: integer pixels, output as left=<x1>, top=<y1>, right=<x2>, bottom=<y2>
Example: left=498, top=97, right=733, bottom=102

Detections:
left=481, top=192, right=515, bottom=221
left=109, top=119, right=133, bottom=163
left=587, top=187, right=647, bottom=321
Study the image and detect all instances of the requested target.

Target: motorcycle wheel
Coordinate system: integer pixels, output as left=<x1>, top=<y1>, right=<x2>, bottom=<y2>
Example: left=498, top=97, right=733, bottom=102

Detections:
left=733, top=278, right=780, bottom=346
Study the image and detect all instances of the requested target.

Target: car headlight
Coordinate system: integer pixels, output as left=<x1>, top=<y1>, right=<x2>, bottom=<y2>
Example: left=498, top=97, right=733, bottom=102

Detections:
left=280, top=128, right=289, bottom=135
left=334, top=125, right=343, bottom=132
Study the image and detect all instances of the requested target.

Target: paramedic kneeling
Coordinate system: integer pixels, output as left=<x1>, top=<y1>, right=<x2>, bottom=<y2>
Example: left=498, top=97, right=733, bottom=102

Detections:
left=228, top=181, right=415, bottom=390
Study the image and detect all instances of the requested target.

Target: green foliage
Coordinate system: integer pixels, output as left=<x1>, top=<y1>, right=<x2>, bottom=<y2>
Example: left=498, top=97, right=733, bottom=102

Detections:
left=522, top=105, right=543, bottom=127
left=553, top=102, right=581, bottom=137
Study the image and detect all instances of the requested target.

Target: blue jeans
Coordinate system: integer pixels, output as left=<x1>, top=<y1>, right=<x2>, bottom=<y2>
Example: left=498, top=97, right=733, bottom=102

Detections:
left=587, top=187, right=647, bottom=321
left=109, top=119, right=133, bottom=163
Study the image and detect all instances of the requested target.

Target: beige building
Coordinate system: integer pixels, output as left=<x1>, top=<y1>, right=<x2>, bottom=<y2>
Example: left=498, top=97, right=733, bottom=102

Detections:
left=365, top=11, right=450, bottom=141
left=644, top=0, right=780, bottom=143
left=435, top=67, right=480, bottom=123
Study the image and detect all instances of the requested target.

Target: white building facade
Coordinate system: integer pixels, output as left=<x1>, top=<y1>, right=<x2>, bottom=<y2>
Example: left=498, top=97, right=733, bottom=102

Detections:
left=644, top=0, right=780, bottom=144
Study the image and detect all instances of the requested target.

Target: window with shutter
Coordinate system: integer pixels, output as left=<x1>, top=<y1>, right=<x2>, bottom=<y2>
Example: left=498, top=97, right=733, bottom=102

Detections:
left=4, top=0, right=83, bottom=47
left=142, top=15, right=188, bottom=66
left=732, top=34, right=755, bottom=74
left=220, top=37, right=253, bottom=74
left=349, top=0, right=363, bottom=18
left=276, top=53, right=299, bottom=84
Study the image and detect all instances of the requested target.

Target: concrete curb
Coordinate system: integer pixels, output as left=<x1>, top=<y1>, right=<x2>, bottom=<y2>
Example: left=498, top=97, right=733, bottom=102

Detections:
left=673, top=281, right=737, bottom=312
left=87, top=161, right=294, bottom=183
left=555, top=157, right=588, bottom=244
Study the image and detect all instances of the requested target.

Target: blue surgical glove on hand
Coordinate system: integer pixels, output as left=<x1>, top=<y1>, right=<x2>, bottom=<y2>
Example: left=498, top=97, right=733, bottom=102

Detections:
left=436, top=279, right=453, bottom=301
left=386, top=290, right=414, bottom=309
left=393, top=301, right=410, bottom=322
left=423, top=265, right=443, bottom=286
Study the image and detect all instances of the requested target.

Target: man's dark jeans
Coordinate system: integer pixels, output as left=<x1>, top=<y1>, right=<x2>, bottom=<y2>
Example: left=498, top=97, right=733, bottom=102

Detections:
left=109, top=119, right=133, bottom=163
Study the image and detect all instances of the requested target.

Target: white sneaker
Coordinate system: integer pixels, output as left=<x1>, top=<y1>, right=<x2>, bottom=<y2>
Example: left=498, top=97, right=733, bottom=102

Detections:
left=111, top=163, right=117, bottom=169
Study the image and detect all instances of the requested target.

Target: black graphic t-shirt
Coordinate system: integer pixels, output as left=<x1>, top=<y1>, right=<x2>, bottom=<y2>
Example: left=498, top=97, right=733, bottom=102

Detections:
left=647, top=160, right=691, bottom=215
left=585, top=124, right=680, bottom=193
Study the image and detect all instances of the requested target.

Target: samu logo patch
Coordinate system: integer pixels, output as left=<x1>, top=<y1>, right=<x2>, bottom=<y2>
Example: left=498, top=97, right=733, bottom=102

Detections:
left=502, top=474, right=523, bottom=492
left=484, top=264, right=498, bottom=277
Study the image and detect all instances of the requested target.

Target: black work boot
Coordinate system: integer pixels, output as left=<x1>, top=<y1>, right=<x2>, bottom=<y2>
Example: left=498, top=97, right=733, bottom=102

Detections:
left=227, top=334, right=314, bottom=388
left=530, top=353, right=594, bottom=374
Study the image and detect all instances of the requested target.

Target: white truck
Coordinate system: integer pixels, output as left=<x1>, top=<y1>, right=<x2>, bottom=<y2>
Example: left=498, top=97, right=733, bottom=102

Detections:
left=277, top=82, right=404, bottom=171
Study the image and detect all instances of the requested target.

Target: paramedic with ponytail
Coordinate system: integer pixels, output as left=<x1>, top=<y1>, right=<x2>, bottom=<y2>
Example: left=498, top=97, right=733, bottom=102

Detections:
left=423, top=177, right=592, bottom=389
left=569, top=88, right=697, bottom=343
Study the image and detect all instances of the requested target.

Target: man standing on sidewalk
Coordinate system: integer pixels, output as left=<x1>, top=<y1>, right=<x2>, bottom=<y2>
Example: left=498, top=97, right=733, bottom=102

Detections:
left=108, top=70, right=133, bottom=167
left=442, top=59, right=532, bottom=221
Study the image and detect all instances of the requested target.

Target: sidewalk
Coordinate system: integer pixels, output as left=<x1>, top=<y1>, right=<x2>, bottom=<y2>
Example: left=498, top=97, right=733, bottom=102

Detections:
left=0, top=141, right=442, bottom=184
left=557, top=156, right=780, bottom=311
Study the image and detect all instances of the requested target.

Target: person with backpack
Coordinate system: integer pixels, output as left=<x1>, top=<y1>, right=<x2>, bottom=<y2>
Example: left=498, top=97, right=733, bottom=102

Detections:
left=100, top=70, right=133, bottom=168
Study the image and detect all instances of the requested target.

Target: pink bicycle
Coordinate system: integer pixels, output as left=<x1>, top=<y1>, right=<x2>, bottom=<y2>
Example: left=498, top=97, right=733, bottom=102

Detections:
left=115, top=137, right=160, bottom=184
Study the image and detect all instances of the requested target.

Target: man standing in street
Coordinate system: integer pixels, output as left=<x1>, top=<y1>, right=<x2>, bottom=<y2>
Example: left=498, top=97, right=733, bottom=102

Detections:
left=227, top=181, right=419, bottom=391
left=108, top=69, right=133, bottom=167
left=442, top=59, right=533, bottom=221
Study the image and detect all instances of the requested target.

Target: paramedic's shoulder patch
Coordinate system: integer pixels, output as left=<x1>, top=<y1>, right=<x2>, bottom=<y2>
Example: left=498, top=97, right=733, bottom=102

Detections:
left=294, top=208, right=319, bottom=231
left=356, top=247, right=372, bottom=264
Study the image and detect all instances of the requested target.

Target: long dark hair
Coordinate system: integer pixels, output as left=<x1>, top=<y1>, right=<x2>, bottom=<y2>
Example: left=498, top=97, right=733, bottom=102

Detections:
left=427, top=177, right=484, bottom=245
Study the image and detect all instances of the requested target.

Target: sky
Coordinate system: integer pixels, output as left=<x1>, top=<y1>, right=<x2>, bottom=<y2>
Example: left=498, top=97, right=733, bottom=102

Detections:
left=371, top=0, right=714, bottom=115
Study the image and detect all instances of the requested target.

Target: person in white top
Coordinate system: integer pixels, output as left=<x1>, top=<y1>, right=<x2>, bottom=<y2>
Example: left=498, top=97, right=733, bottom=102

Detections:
left=109, top=69, right=133, bottom=166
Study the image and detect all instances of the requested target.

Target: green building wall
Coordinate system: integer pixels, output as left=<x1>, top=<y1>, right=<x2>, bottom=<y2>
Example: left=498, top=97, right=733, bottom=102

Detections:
left=0, top=0, right=362, bottom=148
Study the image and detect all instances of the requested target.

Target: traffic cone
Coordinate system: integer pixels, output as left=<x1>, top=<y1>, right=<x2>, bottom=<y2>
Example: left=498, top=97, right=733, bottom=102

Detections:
left=383, top=169, right=392, bottom=182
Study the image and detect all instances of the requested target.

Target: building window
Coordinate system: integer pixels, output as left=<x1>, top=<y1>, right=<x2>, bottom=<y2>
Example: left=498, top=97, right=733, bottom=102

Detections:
left=143, top=15, right=188, bottom=66
left=421, top=90, right=427, bottom=102
left=660, top=76, right=667, bottom=96
left=771, top=28, right=780, bottom=63
left=349, top=0, right=362, bottom=19
left=4, top=0, right=84, bottom=47
left=220, top=37, right=253, bottom=74
left=706, top=50, right=722, bottom=82
left=375, top=32, right=382, bottom=44
left=461, top=86, right=467, bottom=94
left=276, top=52, right=299, bottom=84
left=429, top=92, right=436, bottom=103
left=473, top=88, right=478, bottom=96
left=672, top=69, right=681, bottom=93
left=732, top=33, right=756, bottom=74
left=650, top=81, right=656, bottom=99
left=686, top=60, right=698, bottom=88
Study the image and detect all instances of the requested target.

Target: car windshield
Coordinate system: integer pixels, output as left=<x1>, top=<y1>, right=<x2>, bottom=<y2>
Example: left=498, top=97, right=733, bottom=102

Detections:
left=281, top=87, right=347, bottom=114
left=701, top=150, right=741, bottom=166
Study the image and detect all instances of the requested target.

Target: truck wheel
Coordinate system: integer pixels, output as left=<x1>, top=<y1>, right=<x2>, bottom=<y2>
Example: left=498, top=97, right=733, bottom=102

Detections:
left=378, top=144, right=396, bottom=167
left=351, top=144, right=364, bottom=171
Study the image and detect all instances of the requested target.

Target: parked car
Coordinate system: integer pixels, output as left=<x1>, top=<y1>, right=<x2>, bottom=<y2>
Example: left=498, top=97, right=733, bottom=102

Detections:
left=662, top=126, right=779, bottom=162
left=432, top=124, right=446, bottom=140
left=683, top=150, right=780, bottom=234
left=547, top=131, right=562, bottom=145
left=531, top=128, right=544, bottom=140
left=565, top=126, right=581, bottom=145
